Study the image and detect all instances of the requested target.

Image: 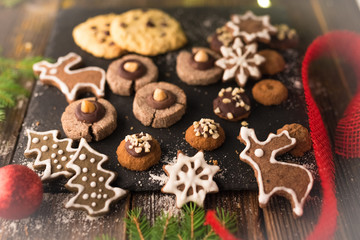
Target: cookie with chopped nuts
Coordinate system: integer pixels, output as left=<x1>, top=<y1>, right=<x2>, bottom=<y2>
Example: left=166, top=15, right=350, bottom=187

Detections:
left=270, top=24, right=299, bottom=50
left=106, top=54, right=158, bottom=96
left=185, top=118, right=225, bottom=151
left=176, top=47, right=223, bottom=86
left=116, top=132, right=161, bottom=171
left=213, top=87, right=251, bottom=121
left=207, top=25, right=234, bottom=54
left=72, top=14, right=125, bottom=59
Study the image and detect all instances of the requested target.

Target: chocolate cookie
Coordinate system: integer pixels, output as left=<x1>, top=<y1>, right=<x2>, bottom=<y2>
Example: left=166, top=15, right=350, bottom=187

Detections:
left=61, top=98, right=117, bottom=142
left=213, top=87, right=251, bottom=121
left=277, top=124, right=312, bottom=157
left=185, top=118, right=225, bottom=151
left=252, top=79, right=288, bottom=106
left=270, top=24, right=299, bottom=50
left=116, top=132, right=161, bottom=171
left=258, top=49, right=286, bottom=75
left=176, top=47, right=223, bottom=86
left=133, top=82, right=186, bottom=128
left=106, top=54, right=158, bottom=96
left=207, top=26, right=234, bottom=54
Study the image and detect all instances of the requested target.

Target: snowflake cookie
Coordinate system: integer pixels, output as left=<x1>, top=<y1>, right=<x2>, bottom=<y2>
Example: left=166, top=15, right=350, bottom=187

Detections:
left=65, top=138, right=127, bottom=216
left=215, top=38, right=265, bottom=87
left=238, top=127, right=313, bottom=217
left=162, top=151, right=219, bottom=208
left=226, top=11, right=277, bottom=43
left=24, top=130, right=76, bottom=181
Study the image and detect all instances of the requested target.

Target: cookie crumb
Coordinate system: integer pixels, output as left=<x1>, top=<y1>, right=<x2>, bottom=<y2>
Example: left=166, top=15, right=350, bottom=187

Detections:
left=241, top=121, right=249, bottom=126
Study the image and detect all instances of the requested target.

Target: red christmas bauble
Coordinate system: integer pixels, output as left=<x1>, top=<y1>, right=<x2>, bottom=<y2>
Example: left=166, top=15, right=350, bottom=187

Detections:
left=0, top=165, right=43, bottom=220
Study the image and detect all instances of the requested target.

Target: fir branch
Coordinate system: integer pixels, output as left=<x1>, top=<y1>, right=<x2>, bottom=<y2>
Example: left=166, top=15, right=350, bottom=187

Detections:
left=150, top=212, right=178, bottom=240
left=179, top=203, right=206, bottom=240
left=125, top=208, right=151, bottom=240
left=216, top=207, right=237, bottom=234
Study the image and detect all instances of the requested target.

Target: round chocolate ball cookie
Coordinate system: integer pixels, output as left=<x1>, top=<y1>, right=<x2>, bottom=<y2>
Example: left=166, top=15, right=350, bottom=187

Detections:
left=61, top=97, right=117, bottom=142
left=277, top=123, right=312, bottom=157
left=185, top=118, right=225, bottom=151
left=106, top=54, right=158, bottom=96
left=176, top=47, right=223, bottom=85
left=213, top=87, right=251, bottom=121
left=252, top=79, right=288, bottom=106
left=133, top=81, right=186, bottom=128
left=117, top=132, right=161, bottom=171
left=258, top=49, right=286, bottom=75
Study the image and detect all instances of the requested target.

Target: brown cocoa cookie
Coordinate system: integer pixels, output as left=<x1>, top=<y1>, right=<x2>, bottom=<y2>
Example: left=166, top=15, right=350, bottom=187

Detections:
left=176, top=47, right=223, bottom=86
left=252, top=79, right=288, bottom=106
left=270, top=24, right=299, bottom=50
left=61, top=97, right=117, bottom=142
left=106, top=54, right=158, bottom=96
left=116, top=133, right=161, bottom=171
left=277, top=124, right=312, bottom=157
left=258, top=49, right=286, bottom=75
left=185, top=118, right=225, bottom=151
left=133, top=82, right=186, bottom=128
left=213, top=87, right=251, bottom=121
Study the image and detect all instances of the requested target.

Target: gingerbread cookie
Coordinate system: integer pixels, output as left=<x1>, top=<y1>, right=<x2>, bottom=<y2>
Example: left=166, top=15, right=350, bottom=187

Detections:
left=110, top=9, right=187, bottom=56
left=133, top=82, right=186, bottom=128
left=213, top=87, right=251, bottom=121
left=61, top=97, right=117, bottom=142
left=258, top=49, right=286, bottom=75
left=226, top=11, right=277, bottom=44
left=65, top=138, right=127, bottom=216
left=116, top=132, right=161, bottom=171
left=162, top=151, right=219, bottom=208
left=185, top=118, right=225, bottom=151
left=237, top=127, right=313, bottom=217
left=24, top=130, right=76, bottom=181
left=252, top=79, right=288, bottom=106
left=176, top=47, right=223, bottom=86
left=277, top=124, right=312, bottom=157
left=207, top=26, right=234, bottom=54
left=270, top=24, right=299, bottom=49
left=72, top=14, right=125, bottom=59
left=106, top=54, right=158, bottom=96
left=33, top=52, right=106, bottom=103
left=215, top=38, right=265, bottom=87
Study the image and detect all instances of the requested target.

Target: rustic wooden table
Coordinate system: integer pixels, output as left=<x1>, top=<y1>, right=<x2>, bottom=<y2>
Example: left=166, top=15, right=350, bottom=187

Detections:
left=0, top=0, right=359, bottom=239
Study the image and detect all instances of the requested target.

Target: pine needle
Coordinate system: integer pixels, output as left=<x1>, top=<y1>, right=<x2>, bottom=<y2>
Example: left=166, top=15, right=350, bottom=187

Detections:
left=125, top=208, right=151, bottom=240
left=150, top=212, right=178, bottom=240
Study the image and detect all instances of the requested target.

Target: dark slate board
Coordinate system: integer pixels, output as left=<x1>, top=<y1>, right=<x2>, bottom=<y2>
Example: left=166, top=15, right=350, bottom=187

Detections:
left=12, top=7, right=316, bottom=193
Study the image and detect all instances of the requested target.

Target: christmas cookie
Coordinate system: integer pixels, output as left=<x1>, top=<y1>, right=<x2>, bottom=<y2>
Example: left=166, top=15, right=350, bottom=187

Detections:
left=258, top=49, right=286, bottom=75
left=252, top=79, right=288, bottom=106
left=110, top=9, right=187, bottom=56
left=185, top=118, right=225, bottom=151
left=213, top=87, right=251, bottom=121
left=133, top=81, right=186, bottom=128
left=61, top=97, right=117, bottom=142
left=65, top=138, right=127, bottom=217
left=176, top=47, right=223, bottom=86
left=72, top=14, right=125, bottom=59
left=215, top=38, right=265, bottom=87
left=25, top=130, right=76, bottom=181
left=226, top=11, right=277, bottom=44
left=106, top=54, right=158, bottom=96
left=162, top=151, right=219, bottom=208
left=237, top=127, right=313, bottom=217
left=270, top=24, right=299, bottom=49
left=33, top=52, right=106, bottom=103
left=116, top=132, right=161, bottom=171
left=207, top=25, right=234, bottom=54
left=277, top=124, right=312, bottom=157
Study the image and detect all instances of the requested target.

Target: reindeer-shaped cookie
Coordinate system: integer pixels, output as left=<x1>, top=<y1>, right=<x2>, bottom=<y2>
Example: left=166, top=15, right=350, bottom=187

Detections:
left=238, top=127, right=313, bottom=217
left=33, top=52, right=105, bottom=102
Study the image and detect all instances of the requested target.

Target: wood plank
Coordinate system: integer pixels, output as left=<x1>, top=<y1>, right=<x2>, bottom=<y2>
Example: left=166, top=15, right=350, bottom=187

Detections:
left=0, top=193, right=130, bottom=240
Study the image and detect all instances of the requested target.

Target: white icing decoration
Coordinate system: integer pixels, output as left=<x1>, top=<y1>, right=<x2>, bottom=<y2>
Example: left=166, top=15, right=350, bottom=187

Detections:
left=32, top=138, right=39, bottom=144
left=58, top=150, right=64, bottom=155
left=82, top=176, right=88, bottom=182
left=53, top=159, right=59, bottom=164
left=24, top=130, right=76, bottom=181
left=98, top=177, right=104, bottom=182
left=49, top=68, right=57, bottom=74
left=79, top=154, right=86, bottom=160
left=32, top=52, right=106, bottom=102
left=64, top=138, right=128, bottom=216
left=97, top=194, right=102, bottom=199
left=90, top=181, right=96, bottom=188
left=52, top=144, right=58, bottom=149
left=90, top=158, right=95, bottom=163
left=216, top=38, right=265, bottom=87
left=43, top=136, right=49, bottom=140
left=41, top=145, right=49, bottom=152
left=82, top=168, right=88, bottom=173
left=162, top=151, right=219, bottom=208
left=92, top=173, right=96, bottom=177
left=239, top=127, right=314, bottom=217
left=254, top=149, right=264, bottom=157
left=103, top=194, right=108, bottom=199
left=226, top=11, right=277, bottom=43
left=91, top=192, right=97, bottom=198
left=91, top=202, right=96, bottom=207
left=56, top=165, right=62, bottom=170
left=61, top=156, right=67, bottom=161
left=99, top=189, right=102, bottom=193
left=83, top=194, right=89, bottom=200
